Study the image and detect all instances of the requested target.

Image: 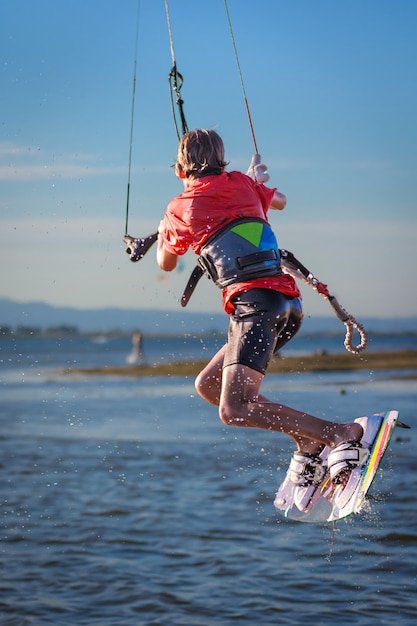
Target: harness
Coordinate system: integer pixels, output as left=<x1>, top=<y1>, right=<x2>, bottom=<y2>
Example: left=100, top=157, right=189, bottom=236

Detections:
left=181, top=217, right=282, bottom=307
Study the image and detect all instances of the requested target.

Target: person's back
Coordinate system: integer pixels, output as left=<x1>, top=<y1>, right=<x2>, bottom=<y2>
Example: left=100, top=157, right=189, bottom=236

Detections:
left=163, top=169, right=276, bottom=254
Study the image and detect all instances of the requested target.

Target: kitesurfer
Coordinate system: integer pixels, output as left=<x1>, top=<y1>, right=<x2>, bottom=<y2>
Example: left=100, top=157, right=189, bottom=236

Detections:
left=127, top=129, right=368, bottom=506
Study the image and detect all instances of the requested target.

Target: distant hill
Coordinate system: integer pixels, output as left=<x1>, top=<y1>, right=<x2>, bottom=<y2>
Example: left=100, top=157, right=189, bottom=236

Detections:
left=0, top=298, right=228, bottom=335
left=1, top=297, right=416, bottom=336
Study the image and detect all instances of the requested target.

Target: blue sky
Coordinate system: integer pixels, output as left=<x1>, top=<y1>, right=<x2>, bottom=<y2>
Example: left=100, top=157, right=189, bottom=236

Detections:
left=1, top=0, right=416, bottom=319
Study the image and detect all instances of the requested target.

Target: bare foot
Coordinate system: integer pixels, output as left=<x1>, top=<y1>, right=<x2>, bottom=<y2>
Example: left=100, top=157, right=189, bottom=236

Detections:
left=332, top=421, right=364, bottom=449
left=296, top=421, right=363, bottom=456
left=296, top=439, right=324, bottom=455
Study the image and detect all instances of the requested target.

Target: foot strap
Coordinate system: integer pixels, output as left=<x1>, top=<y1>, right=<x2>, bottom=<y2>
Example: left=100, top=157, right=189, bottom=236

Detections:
left=328, top=441, right=370, bottom=484
left=288, top=451, right=326, bottom=487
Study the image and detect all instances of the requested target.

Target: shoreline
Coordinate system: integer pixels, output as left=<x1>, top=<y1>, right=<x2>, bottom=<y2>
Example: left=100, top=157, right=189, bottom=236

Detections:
left=61, top=349, right=417, bottom=378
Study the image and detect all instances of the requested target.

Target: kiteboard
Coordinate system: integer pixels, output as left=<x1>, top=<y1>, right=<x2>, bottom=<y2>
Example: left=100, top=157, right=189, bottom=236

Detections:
left=274, top=410, right=405, bottom=523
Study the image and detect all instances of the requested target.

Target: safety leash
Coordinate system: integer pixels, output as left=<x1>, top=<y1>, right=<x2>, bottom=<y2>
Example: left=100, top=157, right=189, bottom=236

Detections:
left=280, top=250, right=368, bottom=354
left=123, top=244, right=367, bottom=354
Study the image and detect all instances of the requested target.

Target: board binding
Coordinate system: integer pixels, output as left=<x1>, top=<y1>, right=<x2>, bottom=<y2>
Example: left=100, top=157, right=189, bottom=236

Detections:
left=274, top=410, right=404, bottom=523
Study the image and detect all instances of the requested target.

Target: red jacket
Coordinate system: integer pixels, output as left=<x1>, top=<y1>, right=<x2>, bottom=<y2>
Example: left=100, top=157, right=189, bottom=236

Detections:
left=159, top=171, right=300, bottom=313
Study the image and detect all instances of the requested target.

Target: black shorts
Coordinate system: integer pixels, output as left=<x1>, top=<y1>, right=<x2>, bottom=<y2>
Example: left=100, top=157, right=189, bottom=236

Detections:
left=223, top=289, right=303, bottom=375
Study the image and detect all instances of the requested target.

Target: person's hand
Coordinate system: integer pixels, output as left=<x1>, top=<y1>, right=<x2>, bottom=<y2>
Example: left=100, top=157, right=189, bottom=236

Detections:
left=246, top=154, right=270, bottom=183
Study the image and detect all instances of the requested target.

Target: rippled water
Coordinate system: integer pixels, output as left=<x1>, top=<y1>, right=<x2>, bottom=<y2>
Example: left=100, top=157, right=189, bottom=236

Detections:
left=1, top=340, right=417, bottom=625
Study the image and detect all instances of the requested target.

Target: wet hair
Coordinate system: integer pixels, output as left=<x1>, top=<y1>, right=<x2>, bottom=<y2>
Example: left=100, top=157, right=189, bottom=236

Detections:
left=176, top=129, right=228, bottom=178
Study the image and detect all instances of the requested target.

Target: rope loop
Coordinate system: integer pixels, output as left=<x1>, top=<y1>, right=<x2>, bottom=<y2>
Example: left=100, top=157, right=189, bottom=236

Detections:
left=343, top=317, right=368, bottom=354
left=325, top=295, right=368, bottom=354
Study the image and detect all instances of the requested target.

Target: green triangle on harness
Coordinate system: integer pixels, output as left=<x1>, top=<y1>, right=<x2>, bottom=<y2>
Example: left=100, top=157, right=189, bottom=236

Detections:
left=231, top=222, right=263, bottom=248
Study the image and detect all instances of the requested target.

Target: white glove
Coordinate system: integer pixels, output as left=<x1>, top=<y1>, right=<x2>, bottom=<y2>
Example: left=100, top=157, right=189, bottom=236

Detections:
left=245, top=154, right=270, bottom=183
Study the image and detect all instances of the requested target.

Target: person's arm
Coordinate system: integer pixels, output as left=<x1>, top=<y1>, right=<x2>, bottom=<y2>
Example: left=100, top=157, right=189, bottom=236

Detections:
left=245, top=154, right=286, bottom=210
left=156, top=233, right=178, bottom=272
left=269, top=190, right=286, bottom=211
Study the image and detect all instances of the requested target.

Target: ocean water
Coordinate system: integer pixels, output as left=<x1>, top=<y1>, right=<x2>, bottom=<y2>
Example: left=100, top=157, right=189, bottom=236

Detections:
left=1, top=336, right=417, bottom=625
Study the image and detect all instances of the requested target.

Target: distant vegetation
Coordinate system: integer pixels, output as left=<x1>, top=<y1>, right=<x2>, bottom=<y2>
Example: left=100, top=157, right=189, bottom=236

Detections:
left=0, top=324, right=80, bottom=338
left=0, top=325, right=224, bottom=339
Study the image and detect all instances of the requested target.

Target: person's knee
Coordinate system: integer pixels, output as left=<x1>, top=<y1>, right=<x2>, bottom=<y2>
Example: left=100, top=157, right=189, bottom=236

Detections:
left=218, top=403, right=233, bottom=425
left=195, top=370, right=221, bottom=405
left=218, top=402, right=245, bottom=426
left=194, top=372, right=203, bottom=396
left=195, top=371, right=210, bottom=401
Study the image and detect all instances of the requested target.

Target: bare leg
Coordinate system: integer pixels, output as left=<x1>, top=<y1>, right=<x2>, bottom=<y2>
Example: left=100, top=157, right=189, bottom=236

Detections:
left=196, top=345, right=273, bottom=406
left=195, top=345, right=227, bottom=406
left=219, top=364, right=362, bottom=451
left=195, top=353, right=362, bottom=453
